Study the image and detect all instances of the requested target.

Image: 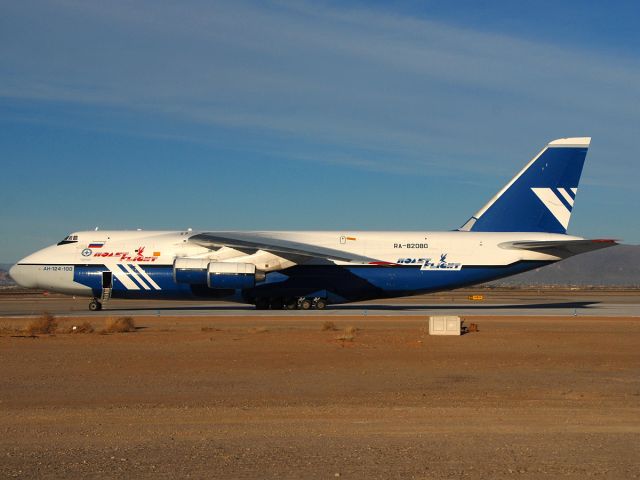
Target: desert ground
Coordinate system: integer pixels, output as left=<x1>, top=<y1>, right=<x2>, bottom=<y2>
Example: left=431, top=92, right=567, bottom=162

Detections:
left=1, top=290, right=639, bottom=478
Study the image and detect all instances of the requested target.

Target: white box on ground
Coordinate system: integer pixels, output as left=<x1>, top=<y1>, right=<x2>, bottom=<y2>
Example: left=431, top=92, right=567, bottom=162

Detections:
left=429, top=315, right=461, bottom=335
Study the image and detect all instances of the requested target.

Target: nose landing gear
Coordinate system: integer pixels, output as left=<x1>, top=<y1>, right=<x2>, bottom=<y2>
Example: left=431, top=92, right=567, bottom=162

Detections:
left=89, top=271, right=112, bottom=311
left=88, top=299, right=102, bottom=311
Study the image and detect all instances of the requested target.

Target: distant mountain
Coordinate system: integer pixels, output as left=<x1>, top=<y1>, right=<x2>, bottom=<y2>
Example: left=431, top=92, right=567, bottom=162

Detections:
left=489, top=244, right=640, bottom=287
left=0, top=266, right=15, bottom=286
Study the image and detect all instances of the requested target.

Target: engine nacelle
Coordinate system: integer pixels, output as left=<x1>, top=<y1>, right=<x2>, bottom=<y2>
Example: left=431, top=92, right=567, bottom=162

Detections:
left=174, top=258, right=265, bottom=289
left=173, top=258, right=209, bottom=284
left=207, top=262, right=263, bottom=289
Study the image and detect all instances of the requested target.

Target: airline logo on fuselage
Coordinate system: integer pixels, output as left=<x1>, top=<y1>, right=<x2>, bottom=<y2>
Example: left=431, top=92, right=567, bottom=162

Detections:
left=90, top=246, right=159, bottom=262
left=397, top=254, right=462, bottom=271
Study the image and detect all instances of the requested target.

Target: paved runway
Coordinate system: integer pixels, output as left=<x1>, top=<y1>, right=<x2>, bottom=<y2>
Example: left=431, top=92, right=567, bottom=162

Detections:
left=1, top=289, right=639, bottom=317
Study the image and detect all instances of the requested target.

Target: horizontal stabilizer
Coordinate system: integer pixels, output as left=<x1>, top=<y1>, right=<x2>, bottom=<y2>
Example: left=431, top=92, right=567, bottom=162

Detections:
left=499, top=239, right=617, bottom=257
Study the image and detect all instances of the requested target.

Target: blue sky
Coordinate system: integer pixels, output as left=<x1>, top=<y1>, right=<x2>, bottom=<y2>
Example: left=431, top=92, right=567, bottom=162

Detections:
left=1, top=0, right=639, bottom=262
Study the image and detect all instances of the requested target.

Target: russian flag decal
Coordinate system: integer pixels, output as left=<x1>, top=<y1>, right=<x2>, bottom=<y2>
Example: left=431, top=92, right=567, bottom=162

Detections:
left=88, top=242, right=104, bottom=248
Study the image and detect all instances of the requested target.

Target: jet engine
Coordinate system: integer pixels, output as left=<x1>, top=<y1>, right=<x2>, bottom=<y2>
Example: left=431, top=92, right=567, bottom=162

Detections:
left=173, top=258, right=265, bottom=289
left=207, top=262, right=264, bottom=289
left=173, top=258, right=209, bottom=284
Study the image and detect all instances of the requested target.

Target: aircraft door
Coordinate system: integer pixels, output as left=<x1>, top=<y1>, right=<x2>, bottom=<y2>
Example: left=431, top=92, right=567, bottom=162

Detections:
left=102, top=271, right=113, bottom=289
left=101, top=271, right=113, bottom=302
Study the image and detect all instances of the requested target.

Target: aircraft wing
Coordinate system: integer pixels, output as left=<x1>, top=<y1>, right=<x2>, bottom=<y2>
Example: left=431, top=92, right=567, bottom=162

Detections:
left=188, top=232, right=377, bottom=263
left=500, top=239, right=618, bottom=256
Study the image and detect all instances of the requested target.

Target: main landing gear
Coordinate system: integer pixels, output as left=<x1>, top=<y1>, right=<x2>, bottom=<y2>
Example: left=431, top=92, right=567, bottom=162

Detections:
left=254, top=297, right=328, bottom=310
left=88, top=299, right=102, bottom=311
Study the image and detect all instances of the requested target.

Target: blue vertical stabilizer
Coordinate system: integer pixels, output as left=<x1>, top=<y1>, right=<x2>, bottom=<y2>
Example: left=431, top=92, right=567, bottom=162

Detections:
left=460, top=137, right=590, bottom=234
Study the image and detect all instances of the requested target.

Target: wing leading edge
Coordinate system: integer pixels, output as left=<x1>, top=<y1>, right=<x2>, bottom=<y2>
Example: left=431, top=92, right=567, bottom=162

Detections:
left=188, top=232, right=377, bottom=263
left=499, top=239, right=618, bottom=257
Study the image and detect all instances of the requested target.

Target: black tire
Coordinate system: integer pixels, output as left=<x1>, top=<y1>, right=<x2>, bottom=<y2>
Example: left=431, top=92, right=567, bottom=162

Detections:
left=314, top=298, right=327, bottom=310
left=300, top=298, right=312, bottom=310
left=285, top=299, right=298, bottom=310
left=89, top=300, right=101, bottom=311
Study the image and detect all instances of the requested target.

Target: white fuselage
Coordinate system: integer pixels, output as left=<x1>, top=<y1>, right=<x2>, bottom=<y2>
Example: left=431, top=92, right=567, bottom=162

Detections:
left=11, top=229, right=578, bottom=299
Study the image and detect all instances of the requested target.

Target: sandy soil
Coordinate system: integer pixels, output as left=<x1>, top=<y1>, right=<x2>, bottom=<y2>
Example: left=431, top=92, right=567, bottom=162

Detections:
left=1, top=314, right=639, bottom=479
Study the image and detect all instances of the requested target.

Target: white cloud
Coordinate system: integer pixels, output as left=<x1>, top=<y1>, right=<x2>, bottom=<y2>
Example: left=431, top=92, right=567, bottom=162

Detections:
left=1, top=0, right=639, bottom=185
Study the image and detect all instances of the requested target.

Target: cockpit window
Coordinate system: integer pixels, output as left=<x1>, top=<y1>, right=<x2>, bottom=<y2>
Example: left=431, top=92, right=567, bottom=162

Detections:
left=57, top=234, right=79, bottom=246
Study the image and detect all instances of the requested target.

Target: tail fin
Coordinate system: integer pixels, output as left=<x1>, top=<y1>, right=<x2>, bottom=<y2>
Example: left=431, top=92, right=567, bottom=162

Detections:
left=459, top=137, right=590, bottom=234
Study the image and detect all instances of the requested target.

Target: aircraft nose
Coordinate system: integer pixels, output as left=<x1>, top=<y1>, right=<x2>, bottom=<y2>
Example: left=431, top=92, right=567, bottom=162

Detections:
left=9, top=263, right=38, bottom=288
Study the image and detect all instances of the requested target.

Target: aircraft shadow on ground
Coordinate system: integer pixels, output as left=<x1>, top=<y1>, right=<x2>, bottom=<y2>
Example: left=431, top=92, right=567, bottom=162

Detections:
left=104, top=301, right=599, bottom=312
left=105, top=305, right=256, bottom=312
left=335, top=301, right=599, bottom=311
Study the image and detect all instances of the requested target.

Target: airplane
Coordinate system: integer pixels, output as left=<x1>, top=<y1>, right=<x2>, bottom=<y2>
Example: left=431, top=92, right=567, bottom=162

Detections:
left=10, top=137, right=616, bottom=311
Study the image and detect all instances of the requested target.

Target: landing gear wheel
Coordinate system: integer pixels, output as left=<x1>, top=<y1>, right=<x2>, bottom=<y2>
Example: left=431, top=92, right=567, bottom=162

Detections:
left=89, top=300, right=102, bottom=311
left=300, top=298, right=312, bottom=310
left=255, top=298, right=269, bottom=310
left=314, top=298, right=327, bottom=310
left=285, top=298, right=298, bottom=310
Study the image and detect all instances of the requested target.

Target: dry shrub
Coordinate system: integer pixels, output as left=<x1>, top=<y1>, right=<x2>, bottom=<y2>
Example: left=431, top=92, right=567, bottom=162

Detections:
left=335, top=332, right=354, bottom=342
left=321, top=321, right=338, bottom=331
left=201, top=326, right=221, bottom=332
left=336, top=325, right=359, bottom=342
left=344, top=325, right=358, bottom=335
left=25, top=312, right=57, bottom=335
left=248, top=326, right=269, bottom=334
left=104, top=317, right=136, bottom=333
left=69, top=321, right=94, bottom=334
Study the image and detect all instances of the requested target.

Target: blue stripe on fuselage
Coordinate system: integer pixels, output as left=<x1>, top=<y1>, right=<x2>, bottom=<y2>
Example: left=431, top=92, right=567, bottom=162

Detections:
left=116, top=264, right=145, bottom=290
left=129, top=264, right=154, bottom=290
left=72, top=261, right=552, bottom=303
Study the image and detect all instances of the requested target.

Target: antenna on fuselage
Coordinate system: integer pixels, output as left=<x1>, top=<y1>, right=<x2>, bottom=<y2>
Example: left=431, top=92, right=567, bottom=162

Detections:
left=94, top=226, right=99, bottom=231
